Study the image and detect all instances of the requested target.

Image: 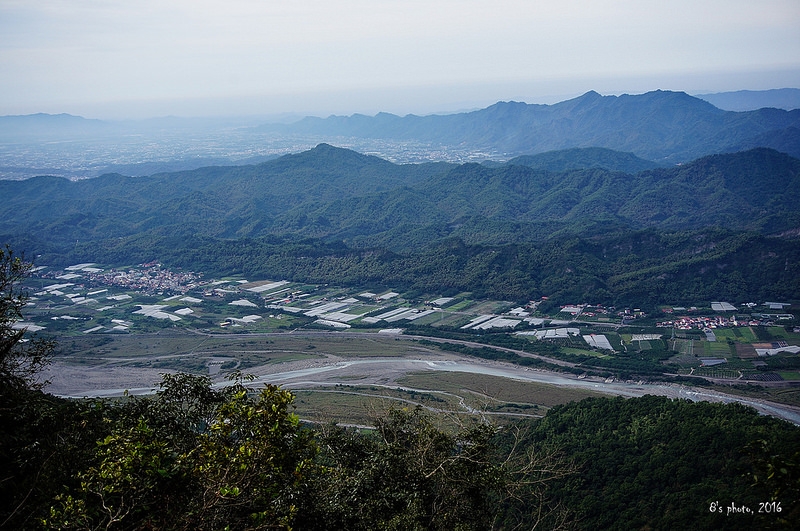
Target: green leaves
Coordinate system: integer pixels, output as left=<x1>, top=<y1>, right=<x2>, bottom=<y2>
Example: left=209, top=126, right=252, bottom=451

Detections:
left=40, top=382, right=565, bottom=530
left=0, top=245, right=55, bottom=392
left=525, top=396, right=800, bottom=530
left=299, top=407, right=538, bottom=531
left=44, top=378, right=317, bottom=530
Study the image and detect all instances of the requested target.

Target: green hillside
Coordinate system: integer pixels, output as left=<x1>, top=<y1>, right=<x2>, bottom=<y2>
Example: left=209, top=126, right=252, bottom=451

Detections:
left=1, top=145, right=799, bottom=306
left=504, top=147, right=661, bottom=173
left=2, top=146, right=798, bottom=246
left=521, top=395, right=800, bottom=530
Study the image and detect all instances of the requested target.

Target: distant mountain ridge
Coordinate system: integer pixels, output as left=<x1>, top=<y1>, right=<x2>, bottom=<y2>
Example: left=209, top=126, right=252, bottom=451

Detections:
left=4, top=89, right=799, bottom=173
left=261, top=90, right=800, bottom=163
left=0, top=113, right=114, bottom=139
left=696, top=88, right=800, bottom=111
left=501, top=148, right=661, bottom=173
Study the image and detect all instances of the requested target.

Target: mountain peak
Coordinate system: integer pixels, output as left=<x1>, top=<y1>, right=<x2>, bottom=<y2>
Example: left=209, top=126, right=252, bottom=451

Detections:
left=579, top=90, right=603, bottom=99
left=311, top=142, right=337, bottom=152
left=284, top=143, right=391, bottom=167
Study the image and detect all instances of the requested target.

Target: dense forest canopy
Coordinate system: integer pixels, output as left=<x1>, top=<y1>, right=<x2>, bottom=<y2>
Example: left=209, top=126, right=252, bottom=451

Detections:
left=2, top=146, right=799, bottom=245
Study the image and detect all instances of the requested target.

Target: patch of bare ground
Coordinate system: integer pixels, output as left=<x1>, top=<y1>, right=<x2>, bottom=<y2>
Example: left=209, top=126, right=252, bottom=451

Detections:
left=41, top=362, right=175, bottom=396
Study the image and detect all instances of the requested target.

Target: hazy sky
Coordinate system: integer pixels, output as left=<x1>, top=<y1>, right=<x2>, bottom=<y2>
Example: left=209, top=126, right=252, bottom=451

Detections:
left=2, top=0, right=799, bottom=119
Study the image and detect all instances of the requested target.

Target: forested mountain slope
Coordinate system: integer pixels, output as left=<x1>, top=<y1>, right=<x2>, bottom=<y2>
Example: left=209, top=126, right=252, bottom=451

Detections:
left=523, top=395, right=800, bottom=530
left=2, top=146, right=797, bottom=248
left=501, top=147, right=662, bottom=173
left=0, top=144, right=450, bottom=243
left=2, top=145, right=799, bottom=305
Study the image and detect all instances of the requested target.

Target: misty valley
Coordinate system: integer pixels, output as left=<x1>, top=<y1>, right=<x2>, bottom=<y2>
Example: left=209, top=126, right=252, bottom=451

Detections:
left=21, top=259, right=800, bottom=404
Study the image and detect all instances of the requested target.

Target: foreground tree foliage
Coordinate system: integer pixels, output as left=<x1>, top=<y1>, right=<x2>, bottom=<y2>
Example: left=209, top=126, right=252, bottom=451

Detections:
left=30, top=374, right=569, bottom=530
left=45, top=377, right=317, bottom=530
left=0, top=245, right=54, bottom=391
left=523, top=396, right=800, bottom=530
left=4, top=374, right=800, bottom=530
left=1, top=246, right=78, bottom=529
left=301, top=410, right=572, bottom=530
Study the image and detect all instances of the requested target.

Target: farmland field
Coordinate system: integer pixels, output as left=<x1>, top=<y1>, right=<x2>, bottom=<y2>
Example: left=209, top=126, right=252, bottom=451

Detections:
left=693, top=368, right=741, bottom=379
left=562, top=347, right=611, bottom=358
left=702, top=340, right=734, bottom=357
